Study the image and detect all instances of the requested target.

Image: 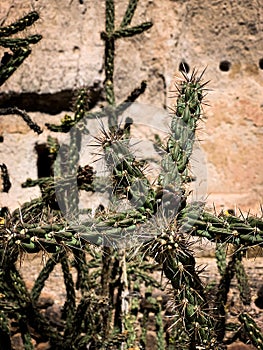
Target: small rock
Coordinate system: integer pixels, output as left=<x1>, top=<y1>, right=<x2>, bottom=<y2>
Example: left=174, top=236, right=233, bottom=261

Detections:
left=36, top=341, right=51, bottom=350
left=11, top=333, right=23, bottom=350
left=227, top=341, right=255, bottom=349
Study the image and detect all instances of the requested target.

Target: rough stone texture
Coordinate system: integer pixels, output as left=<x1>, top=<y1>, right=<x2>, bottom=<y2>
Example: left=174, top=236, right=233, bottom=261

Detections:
left=0, top=0, right=262, bottom=213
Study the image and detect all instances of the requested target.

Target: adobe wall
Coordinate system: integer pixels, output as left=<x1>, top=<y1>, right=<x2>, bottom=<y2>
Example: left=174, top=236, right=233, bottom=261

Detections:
left=0, top=0, right=262, bottom=214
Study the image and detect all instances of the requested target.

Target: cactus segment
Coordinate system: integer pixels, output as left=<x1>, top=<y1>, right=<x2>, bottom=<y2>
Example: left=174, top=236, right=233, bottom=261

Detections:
left=0, top=163, right=11, bottom=193
left=0, top=46, right=31, bottom=86
left=120, top=0, right=138, bottom=28
left=0, top=12, right=42, bottom=87
left=0, top=12, right=40, bottom=38
left=0, top=107, right=42, bottom=134
left=234, top=252, right=251, bottom=305
left=239, top=312, right=263, bottom=349
left=113, top=22, right=153, bottom=39
left=0, top=310, right=12, bottom=350
left=215, top=242, right=227, bottom=276
left=0, top=35, right=42, bottom=49
left=99, top=126, right=157, bottom=215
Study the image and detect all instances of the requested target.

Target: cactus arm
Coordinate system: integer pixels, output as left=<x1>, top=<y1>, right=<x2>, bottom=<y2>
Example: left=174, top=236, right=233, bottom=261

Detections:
left=234, top=251, right=251, bottom=306
left=61, top=255, right=77, bottom=342
left=113, top=22, right=153, bottom=39
left=214, top=253, right=236, bottom=342
left=147, top=229, right=217, bottom=349
left=0, top=11, right=40, bottom=38
left=119, top=79, right=147, bottom=104
left=101, top=134, right=156, bottom=214
left=45, top=81, right=146, bottom=132
left=188, top=210, right=263, bottom=247
left=0, top=107, right=42, bottom=134
left=120, top=0, right=138, bottom=28
left=45, top=89, right=90, bottom=132
left=31, top=252, right=63, bottom=302
left=0, top=163, right=11, bottom=193
left=103, top=0, right=116, bottom=112
left=165, top=70, right=206, bottom=176
left=102, top=0, right=152, bottom=127
left=215, top=242, right=227, bottom=276
left=0, top=262, right=63, bottom=347
left=239, top=312, right=263, bottom=349
left=18, top=316, right=34, bottom=350
left=71, top=250, right=90, bottom=293
left=0, top=311, right=12, bottom=350
left=0, top=46, right=31, bottom=86
left=0, top=12, right=42, bottom=86
left=0, top=34, right=42, bottom=49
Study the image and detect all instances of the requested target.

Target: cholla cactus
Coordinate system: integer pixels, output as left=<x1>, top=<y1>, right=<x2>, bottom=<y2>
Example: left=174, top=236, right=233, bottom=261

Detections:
left=0, top=11, right=42, bottom=134
left=0, top=2, right=263, bottom=350
left=0, top=11, right=41, bottom=86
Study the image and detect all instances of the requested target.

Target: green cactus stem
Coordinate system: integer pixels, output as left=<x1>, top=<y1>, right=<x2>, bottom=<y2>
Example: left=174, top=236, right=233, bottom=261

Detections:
left=61, top=255, right=77, bottom=341
left=0, top=46, right=31, bottom=86
left=0, top=34, right=42, bottom=49
left=239, top=312, right=263, bottom=350
left=102, top=0, right=152, bottom=127
left=120, top=0, right=138, bottom=28
left=31, top=251, right=64, bottom=302
left=0, top=311, right=12, bottom=350
left=46, top=81, right=146, bottom=132
left=0, top=163, right=11, bottom=193
left=0, top=11, right=42, bottom=87
left=214, top=252, right=237, bottom=343
left=190, top=210, right=263, bottom=247
left=0, top=107, right=42, bottom=134
left=0, top=261, right=63, bottom=348
left=0, top=12, right=40, bottom=38
left=162, top=70, right=206, bottom=177
left=234, top=251, right=251, bottom=306
left=147, top=223, right=217, bottom=349
left=215, top=242, right=227, bottom=276
left=99, top=126, right=156, bottom=215
left=18, top=316, right=34, bottom=350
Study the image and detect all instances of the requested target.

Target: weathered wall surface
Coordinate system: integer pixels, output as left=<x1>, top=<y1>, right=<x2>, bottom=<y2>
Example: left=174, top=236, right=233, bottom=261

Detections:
left=0, top=0, right=262, bottom=213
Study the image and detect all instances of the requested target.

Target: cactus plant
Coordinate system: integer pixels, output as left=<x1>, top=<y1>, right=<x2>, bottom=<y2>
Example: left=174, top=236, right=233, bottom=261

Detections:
left=0, top=11, right=42, bottom=134
left=1, top=2, right=263, bottom=350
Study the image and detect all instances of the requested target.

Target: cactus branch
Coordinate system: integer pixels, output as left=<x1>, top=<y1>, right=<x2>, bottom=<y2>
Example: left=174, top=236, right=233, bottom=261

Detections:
left=0, top=107, right=42, bottom=134
left=0, top=163, right=11, bottom=193
left=0, top=11, right=40, bottom=38
left=120, top=0, right=138, bottom=28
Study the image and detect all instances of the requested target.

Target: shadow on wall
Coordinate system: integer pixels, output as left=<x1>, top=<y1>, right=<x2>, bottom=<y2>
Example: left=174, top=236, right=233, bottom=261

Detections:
left=0, top=80, right=104, bottom=114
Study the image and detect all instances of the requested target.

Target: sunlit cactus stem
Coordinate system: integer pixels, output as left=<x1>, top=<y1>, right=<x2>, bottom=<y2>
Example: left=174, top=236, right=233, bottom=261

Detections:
left=0, top=11, right=40, bottom=38
left=151, top=239, right=216, bottom=348
left=102, top=0, right=152, bottom=127
left=0, top=12, right=42, bottom=87
left=239, top=312, right=263, bottom=349
left=166, top=70, right=206, bottom=176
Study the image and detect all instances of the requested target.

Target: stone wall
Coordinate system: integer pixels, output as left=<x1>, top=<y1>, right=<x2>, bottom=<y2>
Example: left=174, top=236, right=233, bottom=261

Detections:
left=0, top=0, right=262, bottom=214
